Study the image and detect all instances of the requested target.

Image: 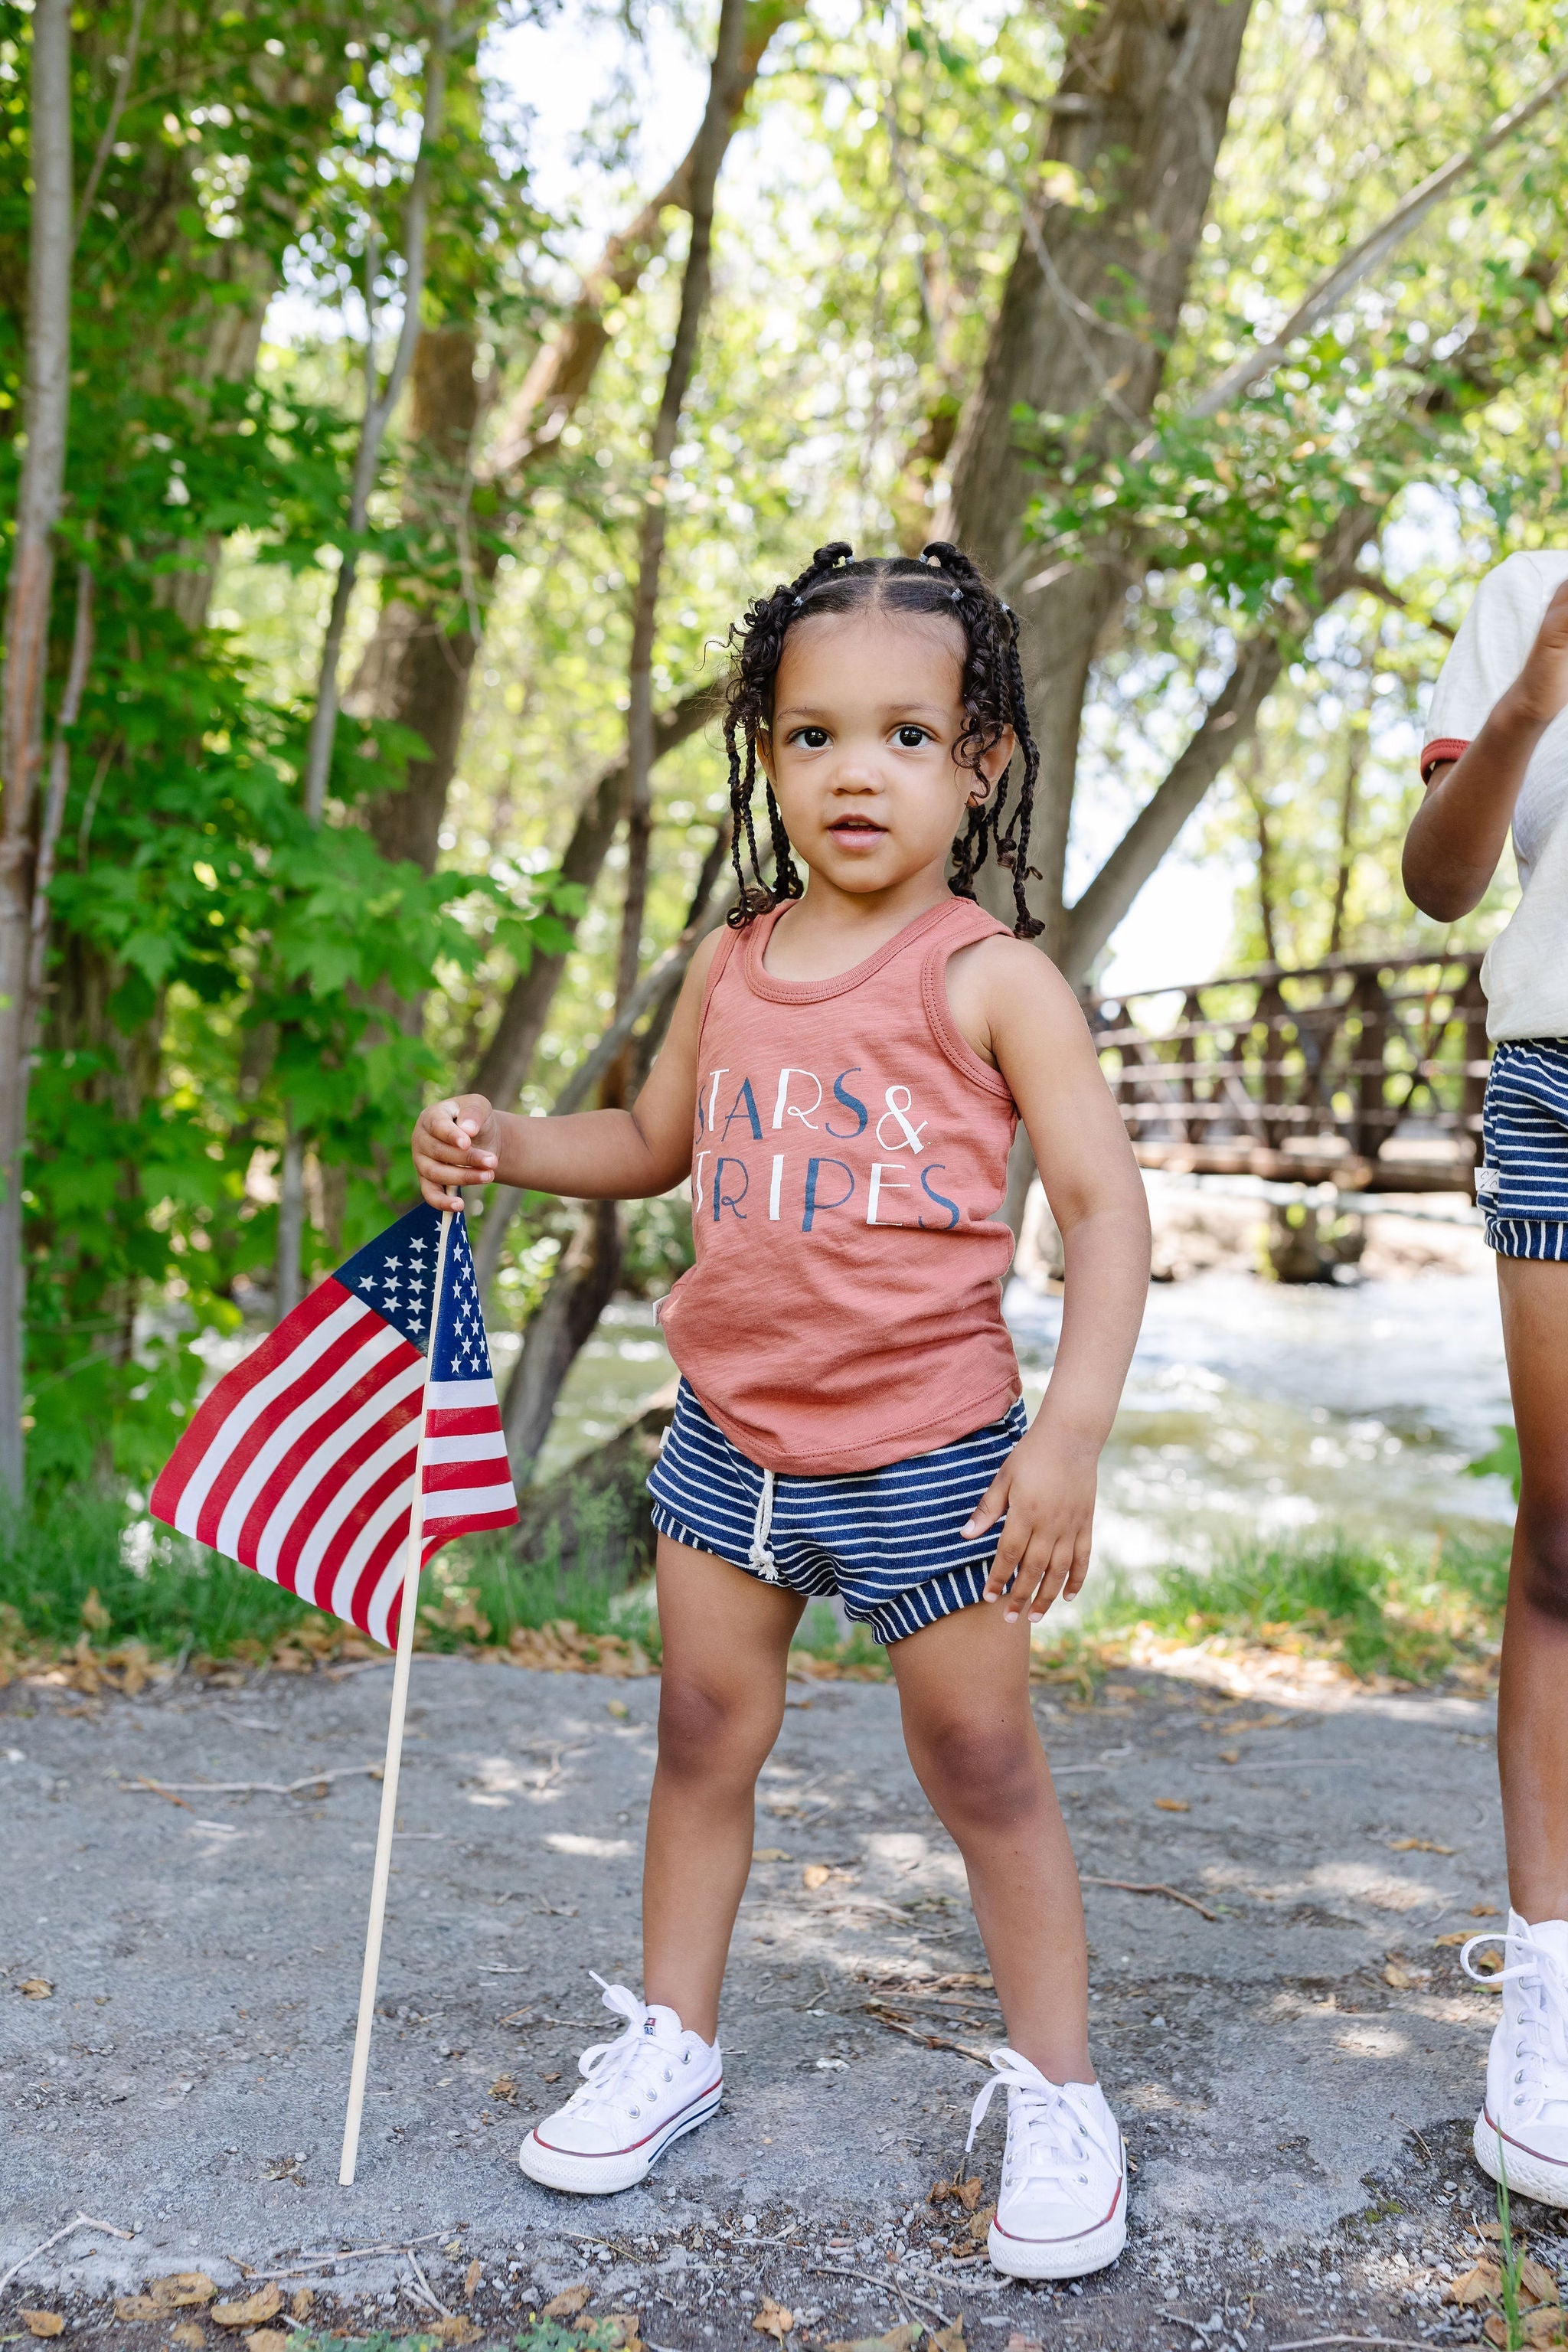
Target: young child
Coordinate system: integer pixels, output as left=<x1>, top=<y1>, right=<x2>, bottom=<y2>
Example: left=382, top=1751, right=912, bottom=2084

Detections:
left=412, top=541, right=1152, bottom=2279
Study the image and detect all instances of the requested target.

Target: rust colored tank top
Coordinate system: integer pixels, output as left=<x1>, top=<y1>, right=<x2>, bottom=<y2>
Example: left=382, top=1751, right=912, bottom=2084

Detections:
left=655, top=894, right=1022, bottom=1474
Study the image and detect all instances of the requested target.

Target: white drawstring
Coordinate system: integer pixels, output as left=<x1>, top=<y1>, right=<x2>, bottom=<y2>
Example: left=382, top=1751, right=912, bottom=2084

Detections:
left=750, top=1467, right=779, bottom=1582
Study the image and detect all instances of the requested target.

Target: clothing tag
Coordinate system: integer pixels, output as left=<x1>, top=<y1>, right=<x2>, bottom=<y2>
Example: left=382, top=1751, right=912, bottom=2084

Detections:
left=1476, top=1165, right=1501, bottom=1200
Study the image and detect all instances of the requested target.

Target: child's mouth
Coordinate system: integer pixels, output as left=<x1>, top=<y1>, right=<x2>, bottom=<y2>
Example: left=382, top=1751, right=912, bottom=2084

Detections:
left=828, top=818, right=886, bottom=839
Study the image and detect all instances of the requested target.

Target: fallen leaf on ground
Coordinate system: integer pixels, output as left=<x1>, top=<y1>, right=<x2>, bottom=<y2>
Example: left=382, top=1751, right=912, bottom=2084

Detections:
left=802, top=1864, right=831, bottom=1890
left=1449, top=2259, right=1501, bottom=2304
left=930, top=2325, right=966, bottom=2352
left=606, top=1699, right=628, bottom=1719
left=1389, top=1836, right=1455, bottom=1853
left=1217, top=1749, right=1240, bottom=1764
left=543, top=2068, right=562, bottom=2082
left=1521, top=2256, right=1561, bottom=2306
left=955, top=2176, right=983, bottom=2211
left=1436, top=1930, right=1473, bottom=1945
left=752, top=1847, right=789, bottom=1862
left=172, top=2325, right=207, bottom=2347
left=968, top=2203, right=997, bottom=2242
left=544, top=2285, right=592, bottom=2318
left=20, top=2314, right=64, bottom=2338
left=462, top=2259, right=482, bottom=2300
left=1153, top=1798, right=1189, bottom=1814
left=18, top=1978, right=53, bottom=1998
left=211, top=2284, right=283, bottom=2328
left=1523, top=2308, right=1568, bottom=2346
left=1004, top=2336, right=1044, bottom=2352
left=435, top=2318, right=479, bottom=2345
left=243, top=2331, right=291, bottom=2352
left=290, top=2289, right=314, bottom=2321
left=490, top=2073, right=517, bottom=2102
left=1472, top=1949, right=1504, bottom=1975
left=153, top=2275, right=216, bottom=2309
left=753, top=2298, right=795, bottom=2340
left=1472, top=1903, right=1501, bottom=1917
left=1384, top=1957, right=1430, bottom=1989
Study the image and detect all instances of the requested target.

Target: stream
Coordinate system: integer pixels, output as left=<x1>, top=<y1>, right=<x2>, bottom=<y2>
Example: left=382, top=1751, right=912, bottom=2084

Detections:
left=526, top=1265, right=1515, bottom=1577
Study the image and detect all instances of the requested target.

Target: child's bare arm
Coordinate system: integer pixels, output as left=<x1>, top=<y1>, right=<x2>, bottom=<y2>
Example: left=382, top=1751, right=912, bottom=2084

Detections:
left=412, top=932, right=720, bottom=1212
left=1403, top=577, right=1568, bottom=920
left=954, top=940, right=1150, bottom=1623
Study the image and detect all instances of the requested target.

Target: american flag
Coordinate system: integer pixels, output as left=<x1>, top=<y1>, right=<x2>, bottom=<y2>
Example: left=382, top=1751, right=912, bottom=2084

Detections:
left=149, top=1204, right=518, bottom=1647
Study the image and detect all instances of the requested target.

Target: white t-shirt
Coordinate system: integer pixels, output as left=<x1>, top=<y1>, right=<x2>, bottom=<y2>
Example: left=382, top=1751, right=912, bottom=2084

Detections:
left=1423, top=548, right=1568, bottom=1040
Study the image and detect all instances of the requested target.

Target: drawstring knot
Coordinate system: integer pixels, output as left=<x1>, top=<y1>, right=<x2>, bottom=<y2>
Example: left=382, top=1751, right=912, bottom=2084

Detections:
left=749, top=1467, right=779, bottom=1582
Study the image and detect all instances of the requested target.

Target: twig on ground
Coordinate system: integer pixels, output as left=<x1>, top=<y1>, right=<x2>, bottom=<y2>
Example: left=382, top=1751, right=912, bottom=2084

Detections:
left=1082, top=1875, right=1220, bottom=1921
left=407, top=2251, right=452, bottom=2318
left=134, top=1773, right=191, bottom=1810
left=806, top=2264, right=954, bottom=2324
left=0, top=2213, right=134, bottom=2297
left=863, top=2007, right=991, bottom=2066
left=247, top=2233, right=446, bottom=2280
left=1269, top=2337, right=1424, bottom=2350
left=120, top=1764, right=382, bottom=1799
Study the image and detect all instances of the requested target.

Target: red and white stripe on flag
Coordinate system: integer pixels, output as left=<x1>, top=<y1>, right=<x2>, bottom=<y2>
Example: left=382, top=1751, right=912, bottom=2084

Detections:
left=149, top=1204, right=517, bottom=1648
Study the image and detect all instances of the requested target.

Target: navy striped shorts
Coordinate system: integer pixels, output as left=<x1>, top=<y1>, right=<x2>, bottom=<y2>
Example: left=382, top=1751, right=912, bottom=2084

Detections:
left=1481, top=1038, right=1568, bottom=1259
left=646, top=1379, right=1031, bottom=1646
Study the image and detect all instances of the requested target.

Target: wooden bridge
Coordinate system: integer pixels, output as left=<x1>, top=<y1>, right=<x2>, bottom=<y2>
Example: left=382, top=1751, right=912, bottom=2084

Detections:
left=1086, top=950, right=1488, bottom=1194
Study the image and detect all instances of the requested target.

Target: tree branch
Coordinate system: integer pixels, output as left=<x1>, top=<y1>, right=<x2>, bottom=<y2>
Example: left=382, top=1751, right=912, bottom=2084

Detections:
left=1184, top=58, right=1568, bottom=423
left=74, top=0, right=147, bottom=245
left=469, top=684, right=717, bottom=1112
left=485, top=0, right=802, bottom=483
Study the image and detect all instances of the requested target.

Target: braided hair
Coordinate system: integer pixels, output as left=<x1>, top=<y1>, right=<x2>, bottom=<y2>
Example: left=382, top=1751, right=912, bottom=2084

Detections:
left=721, top=539, right=1044, bottom=939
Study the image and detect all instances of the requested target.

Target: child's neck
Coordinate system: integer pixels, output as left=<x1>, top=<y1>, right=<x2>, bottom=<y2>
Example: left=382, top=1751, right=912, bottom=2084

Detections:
left=763, top=862, right=952, bottom=981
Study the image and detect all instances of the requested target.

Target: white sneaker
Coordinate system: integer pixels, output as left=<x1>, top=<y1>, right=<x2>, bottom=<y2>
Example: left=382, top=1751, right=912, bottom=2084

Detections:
left=518, top=1975, right=722, bottom=2195
left=965, top=2048, right=1128, bottom=2278
left=1465, top=1913, right=1568, bottom=2209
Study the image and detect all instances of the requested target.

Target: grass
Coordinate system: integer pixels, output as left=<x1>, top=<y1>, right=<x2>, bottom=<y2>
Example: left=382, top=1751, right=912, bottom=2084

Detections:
left=0, top=1488, right=1513, bottom=1694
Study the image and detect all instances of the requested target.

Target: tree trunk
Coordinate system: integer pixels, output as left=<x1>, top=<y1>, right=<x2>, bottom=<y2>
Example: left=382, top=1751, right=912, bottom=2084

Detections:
left=942, top=0, right=1257, bottom=953
left=497, top=0, right=746, bottom=1483
left=501, top=1199, right=623, bottom=1480
left=470, top=688, right=716, bottom=1114
left=0, top=0, right=73, bottom=1497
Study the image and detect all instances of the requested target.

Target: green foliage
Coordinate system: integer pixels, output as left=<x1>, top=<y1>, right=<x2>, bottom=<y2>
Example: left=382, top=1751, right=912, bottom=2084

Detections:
left=1079, top=1529, right=1511, bottom=1684
left=1468, top=1423, right=1523, bottom=1504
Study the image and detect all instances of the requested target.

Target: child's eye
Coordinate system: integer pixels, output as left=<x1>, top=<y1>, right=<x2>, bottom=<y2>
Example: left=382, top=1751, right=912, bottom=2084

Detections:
left=894, top=725, right=932, bottom=749
left=789, top=727, right=830, bottom=749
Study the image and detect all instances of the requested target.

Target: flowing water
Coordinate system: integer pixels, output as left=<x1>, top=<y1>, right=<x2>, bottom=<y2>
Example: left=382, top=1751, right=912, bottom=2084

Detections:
left=530, top=1266, right=1515, bottom=1576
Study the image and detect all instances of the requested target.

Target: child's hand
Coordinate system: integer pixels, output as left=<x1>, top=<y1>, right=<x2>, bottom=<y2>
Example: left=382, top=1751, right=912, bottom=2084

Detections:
left=1506, top=578, right=1568, bottom=729
left=963, top=1425, right=1098, bottom=1625
left=412, top=1093, right=501, bottom=1210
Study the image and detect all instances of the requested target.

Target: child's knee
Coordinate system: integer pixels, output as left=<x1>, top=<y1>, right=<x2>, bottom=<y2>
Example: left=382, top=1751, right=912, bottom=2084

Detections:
left=914, top=1713, right=1044, bottom=1834
left=657, top=1669, right=781, bottom=1782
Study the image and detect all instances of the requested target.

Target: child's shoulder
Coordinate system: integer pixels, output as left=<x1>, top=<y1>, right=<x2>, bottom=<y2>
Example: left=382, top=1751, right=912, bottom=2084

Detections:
left=946, top=929, right=1083, bottom=1065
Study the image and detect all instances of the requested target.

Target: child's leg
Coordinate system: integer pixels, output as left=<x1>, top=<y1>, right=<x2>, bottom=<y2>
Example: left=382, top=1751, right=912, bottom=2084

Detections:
left=1496, top=1257, right=1568, bottom=1917
left=890, top=1599, right=1090, bottom=2083
left=643, top=1534, right=805, bottom=2040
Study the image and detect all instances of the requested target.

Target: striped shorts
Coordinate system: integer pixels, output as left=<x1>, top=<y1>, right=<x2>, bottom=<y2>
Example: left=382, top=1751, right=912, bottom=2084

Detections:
left=1481, top=1038, right=1568, bottom=1259
left=646, top=1378, right=1031, bottom=1646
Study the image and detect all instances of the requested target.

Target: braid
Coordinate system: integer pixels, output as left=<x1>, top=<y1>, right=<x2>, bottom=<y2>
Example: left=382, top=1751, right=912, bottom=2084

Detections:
left=720, top=536, right=1044, bottom=938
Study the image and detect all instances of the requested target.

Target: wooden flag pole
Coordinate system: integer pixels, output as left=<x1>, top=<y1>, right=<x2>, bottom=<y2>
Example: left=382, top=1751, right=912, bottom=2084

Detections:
left=338, top=1203, right=456, bottom=2187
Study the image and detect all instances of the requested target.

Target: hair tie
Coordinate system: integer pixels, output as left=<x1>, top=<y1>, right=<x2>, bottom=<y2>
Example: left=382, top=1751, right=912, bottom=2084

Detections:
left=792, top=596, right=802, bottom=608
left=949, top=586, right=962, bottom=602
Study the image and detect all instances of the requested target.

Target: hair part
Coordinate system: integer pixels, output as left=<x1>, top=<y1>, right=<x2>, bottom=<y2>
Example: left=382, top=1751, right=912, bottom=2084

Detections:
left=720, top=541, right=1044, bottom=939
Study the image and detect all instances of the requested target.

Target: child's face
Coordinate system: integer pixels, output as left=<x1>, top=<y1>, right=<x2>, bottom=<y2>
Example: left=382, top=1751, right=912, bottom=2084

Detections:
left=762, top=611, right=1013, bottom=902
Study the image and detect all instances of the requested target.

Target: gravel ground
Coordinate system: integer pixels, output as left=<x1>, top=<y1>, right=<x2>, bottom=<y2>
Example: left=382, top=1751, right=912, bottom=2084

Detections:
left=2, top=1646, right=1560, bottom=2348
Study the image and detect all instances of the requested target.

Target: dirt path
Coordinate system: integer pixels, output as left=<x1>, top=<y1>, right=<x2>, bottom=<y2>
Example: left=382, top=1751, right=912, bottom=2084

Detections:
left=0, top=1650, right=1543, bottom=2347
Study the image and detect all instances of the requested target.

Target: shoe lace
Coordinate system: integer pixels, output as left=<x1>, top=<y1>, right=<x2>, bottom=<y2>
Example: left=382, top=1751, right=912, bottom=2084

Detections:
left=1463, top=1929, right=1568, bottom=2110
left=965, top=2048, right=1119, bottom=2203
left=560, top=1975, right=683, bottom=2124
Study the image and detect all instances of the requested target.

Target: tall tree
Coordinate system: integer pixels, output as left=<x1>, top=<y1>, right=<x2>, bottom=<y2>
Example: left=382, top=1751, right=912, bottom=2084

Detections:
left=0, top=0, right=73, bottom=1495
left=497, top=0, right=750, bottom=1484
left=943, top=0, right=1259, bottom=961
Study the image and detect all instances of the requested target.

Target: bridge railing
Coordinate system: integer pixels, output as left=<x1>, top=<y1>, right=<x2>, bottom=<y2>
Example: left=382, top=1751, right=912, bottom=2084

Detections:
left=1084, top=950, right=1488, bottom=1183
